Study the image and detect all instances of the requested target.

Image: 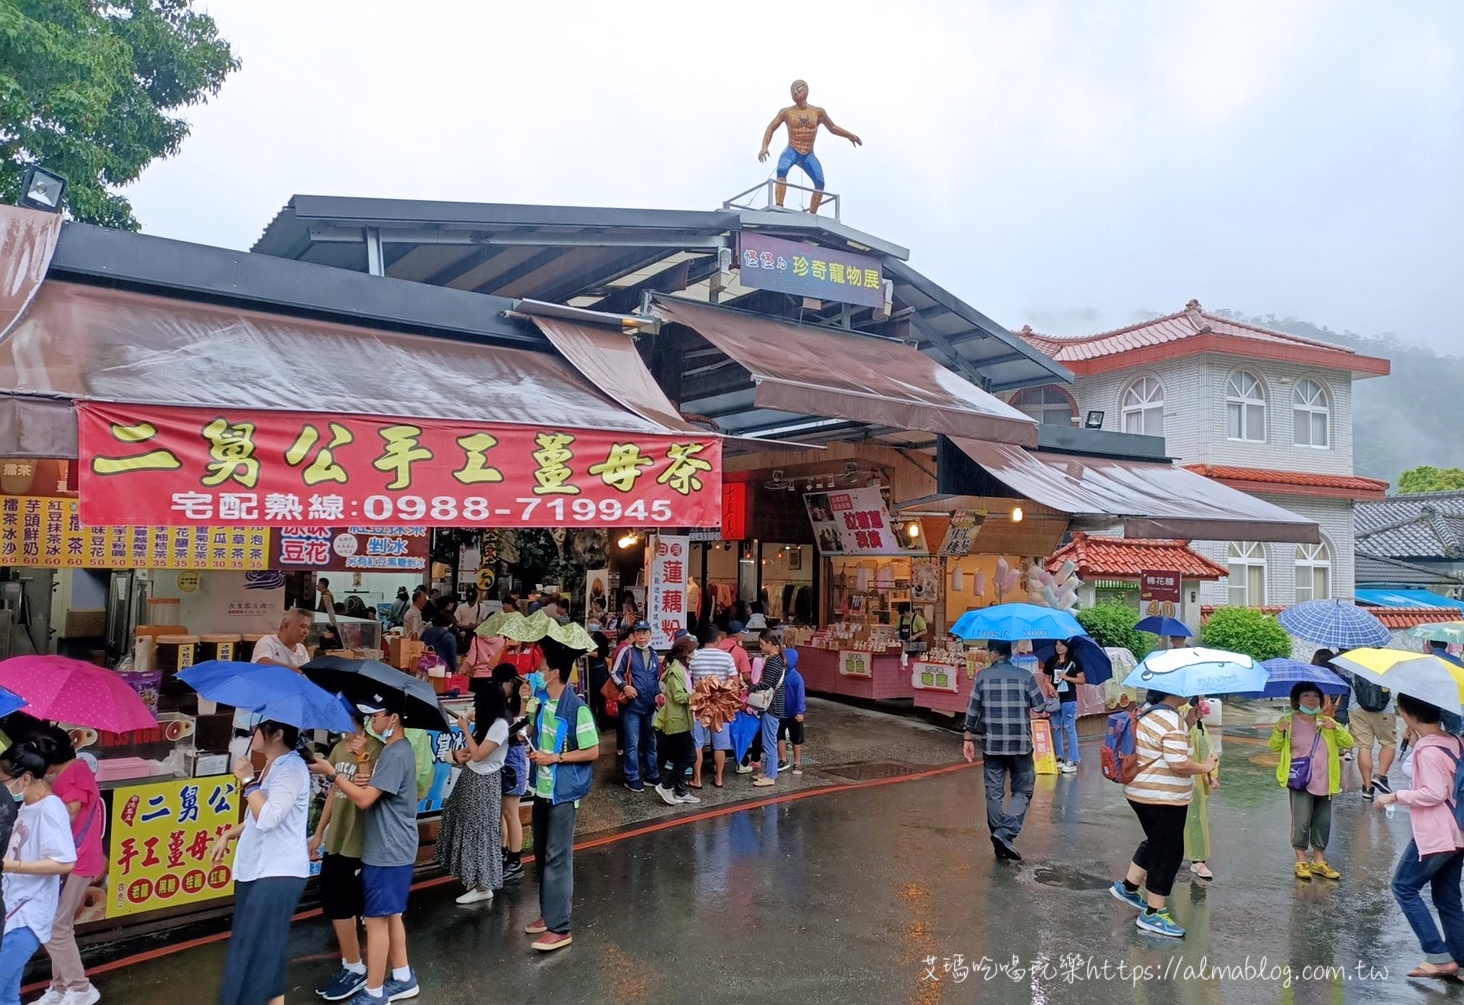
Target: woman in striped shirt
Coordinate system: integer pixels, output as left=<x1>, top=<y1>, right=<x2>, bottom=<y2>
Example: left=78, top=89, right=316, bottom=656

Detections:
left=1109, top=689, right=1219, bottom=940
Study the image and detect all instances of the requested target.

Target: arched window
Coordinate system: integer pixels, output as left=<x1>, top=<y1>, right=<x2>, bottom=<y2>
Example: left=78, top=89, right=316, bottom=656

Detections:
left=1293, top=379, right=1330, bottom=448
left=1225, top=371, right=1267, bottom=442
left=1121, top=377, right=1165, bottom=437
left=1295, top=542, right=1332, bottom=603
left=1227, top=542, right=1267, bottom=607
left=1009, top=385, right=1078, bottom=427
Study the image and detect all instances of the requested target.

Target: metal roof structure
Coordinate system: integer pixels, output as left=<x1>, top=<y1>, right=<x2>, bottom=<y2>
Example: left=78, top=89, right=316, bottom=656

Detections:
left=252, top=196, right=1072, bottom=427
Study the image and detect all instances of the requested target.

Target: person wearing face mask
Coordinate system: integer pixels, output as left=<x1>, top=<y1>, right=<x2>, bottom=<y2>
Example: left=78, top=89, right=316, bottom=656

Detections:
left=0, top=742, right=76, bottom=1005
left=1269, top=682, right=1354, bottom=881
left=610, top=621, right=661, bottom=793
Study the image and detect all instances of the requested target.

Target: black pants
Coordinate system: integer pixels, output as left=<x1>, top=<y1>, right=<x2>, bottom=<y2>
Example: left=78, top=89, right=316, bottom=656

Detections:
left=531, top=798, right=578, bottom=934
left=1127, top=799, right=1189, bottom=898
left=658, top=730, right=695, bottom=794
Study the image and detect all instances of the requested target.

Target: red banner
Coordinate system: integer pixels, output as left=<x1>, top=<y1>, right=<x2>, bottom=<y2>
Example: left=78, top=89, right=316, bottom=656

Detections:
left=78, top=404, right=721, bottom=529
left=275, top=527, right=430, bottom=572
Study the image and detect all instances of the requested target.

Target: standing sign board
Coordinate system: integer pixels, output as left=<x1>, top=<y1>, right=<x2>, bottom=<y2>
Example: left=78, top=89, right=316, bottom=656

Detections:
left=646, top=535, right=689, bottom=649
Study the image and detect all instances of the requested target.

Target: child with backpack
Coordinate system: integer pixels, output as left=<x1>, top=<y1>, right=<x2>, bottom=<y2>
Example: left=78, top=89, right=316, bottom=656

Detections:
left=1375, top=693, right=1464, bottom=979
left=1269, top=683, right=1353, bottom=881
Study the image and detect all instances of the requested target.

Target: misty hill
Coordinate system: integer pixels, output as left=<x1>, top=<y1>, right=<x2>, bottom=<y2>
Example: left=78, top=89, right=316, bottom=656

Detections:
left=1214, top=311, right=1463, bottom=487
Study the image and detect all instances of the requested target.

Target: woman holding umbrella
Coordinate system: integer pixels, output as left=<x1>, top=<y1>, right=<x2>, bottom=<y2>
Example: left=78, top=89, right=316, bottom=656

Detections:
left=209, top=720, right=312, bottom=1005
left=1268, top=683, right=1352, bottom=881
left=1042, top=639, right=1086, bottom=774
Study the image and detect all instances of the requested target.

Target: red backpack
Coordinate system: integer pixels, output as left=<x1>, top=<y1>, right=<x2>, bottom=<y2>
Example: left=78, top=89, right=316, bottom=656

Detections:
left=1101, top=706, right=1160, bottom=783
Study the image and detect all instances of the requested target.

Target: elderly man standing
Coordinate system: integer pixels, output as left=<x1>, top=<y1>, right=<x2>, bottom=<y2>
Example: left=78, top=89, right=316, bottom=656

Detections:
left=233, top=608, right=314, bottom=755
left=611, top=620, right=661, bottom=793
left=402, top=589, right=427, bottom=638
left=962, top=639, right=1059, bottom=862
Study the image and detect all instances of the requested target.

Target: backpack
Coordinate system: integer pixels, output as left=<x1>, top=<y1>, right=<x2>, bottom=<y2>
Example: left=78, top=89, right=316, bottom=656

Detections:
left=1352, top=675, right=1390, bottom=713
left=1101, top=705, right=1161, bottom=783
left=1432, top=742, right=1464, bottom=831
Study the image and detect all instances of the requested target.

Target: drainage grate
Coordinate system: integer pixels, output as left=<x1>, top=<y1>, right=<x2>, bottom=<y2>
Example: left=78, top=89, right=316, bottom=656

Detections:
left=820, top=761, right=922, bottom=781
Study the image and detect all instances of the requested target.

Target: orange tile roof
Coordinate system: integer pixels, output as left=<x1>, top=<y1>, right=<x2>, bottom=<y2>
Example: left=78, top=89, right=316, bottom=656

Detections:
left=1185, top=464, right=1391, bottom=500
left=1198, top=604, right=1458, bottom=631
left=1015, top=300, right=1390, bottom=377
left=1048, top=532, right=1229, bottom=580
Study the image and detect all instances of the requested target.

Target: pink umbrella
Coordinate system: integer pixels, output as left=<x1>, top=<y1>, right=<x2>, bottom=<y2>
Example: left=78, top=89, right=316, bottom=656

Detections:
left=0, top=655, right=158, bottom=733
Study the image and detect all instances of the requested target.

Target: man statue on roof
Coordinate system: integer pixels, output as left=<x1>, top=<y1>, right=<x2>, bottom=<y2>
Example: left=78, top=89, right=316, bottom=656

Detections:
left=758, top=80, right=861, bottom=215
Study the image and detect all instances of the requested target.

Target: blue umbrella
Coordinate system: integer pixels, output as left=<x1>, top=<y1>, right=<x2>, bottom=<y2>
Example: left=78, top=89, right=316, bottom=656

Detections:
left=1122, top=647, right=1268, bottom=697
left=1237, top=658, right=1350, bottom=700
left=950, top=604, right=1083, bottom=642
left=0, top=683, right=26, bottom=719
left=1032, top=636, right=1114, bottom=685
left=728, top=711, right=761, bottom=763
left=1135, top=616, right=1194, bottom=638
left=1277, top=599, right=1390, bottom=649
left=179, top=660, right=354, bottom=732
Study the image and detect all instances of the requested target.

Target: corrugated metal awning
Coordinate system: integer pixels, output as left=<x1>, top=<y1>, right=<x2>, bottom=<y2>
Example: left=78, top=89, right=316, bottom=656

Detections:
left=949, top=438, right=1321, bottom=544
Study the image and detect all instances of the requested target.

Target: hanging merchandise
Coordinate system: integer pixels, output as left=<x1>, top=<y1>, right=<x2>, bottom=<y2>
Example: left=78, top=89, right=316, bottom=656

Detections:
left=951, top=567, right=964, bottom=593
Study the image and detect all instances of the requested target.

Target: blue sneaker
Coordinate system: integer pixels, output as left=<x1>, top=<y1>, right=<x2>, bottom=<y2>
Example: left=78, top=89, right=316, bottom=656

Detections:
left=1109, top=881, right=1146, bottom=911
left=383, top=969, right=420, bottom=1001
left=1136, top=907, right=1186, bottom=939
left=317, top=967, right=367, bottom=1001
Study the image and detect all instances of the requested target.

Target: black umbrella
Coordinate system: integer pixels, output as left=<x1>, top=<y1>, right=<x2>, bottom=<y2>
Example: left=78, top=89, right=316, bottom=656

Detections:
left=301, top=656, right=450, bottom=731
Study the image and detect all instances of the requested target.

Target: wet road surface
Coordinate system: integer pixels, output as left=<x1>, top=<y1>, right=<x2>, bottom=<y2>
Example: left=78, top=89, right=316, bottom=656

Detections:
left=62, top=723, right=1457, bottom=1005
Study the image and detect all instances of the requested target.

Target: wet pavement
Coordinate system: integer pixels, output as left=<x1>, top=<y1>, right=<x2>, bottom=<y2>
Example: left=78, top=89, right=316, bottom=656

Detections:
left=34, top=700, right=1464, bottom=1004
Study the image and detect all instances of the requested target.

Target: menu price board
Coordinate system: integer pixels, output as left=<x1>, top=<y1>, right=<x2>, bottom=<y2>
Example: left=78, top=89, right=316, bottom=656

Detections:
left=107, top=778, right=240, bottom=918
left=0, top=496, right=269, bottom=570
left=77, top=402, right=721, bottom=529
left=910, top=660, right=960, bottom=693
left=276, top=526, right=430, bottom=572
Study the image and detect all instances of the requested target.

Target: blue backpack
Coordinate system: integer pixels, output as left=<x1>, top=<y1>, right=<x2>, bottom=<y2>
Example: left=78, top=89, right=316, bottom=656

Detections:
left=1432, top=742, right=1464, bottom=831
left=1101, top=705, right=1160, bottom=783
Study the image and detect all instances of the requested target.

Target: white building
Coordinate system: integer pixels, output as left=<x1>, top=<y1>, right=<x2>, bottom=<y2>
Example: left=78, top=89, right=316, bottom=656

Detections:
left=1010, top=300, right=1391, bottom=608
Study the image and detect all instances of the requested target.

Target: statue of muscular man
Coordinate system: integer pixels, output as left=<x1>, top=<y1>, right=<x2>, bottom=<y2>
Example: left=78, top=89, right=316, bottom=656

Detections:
left=758, top=79, right=861, bottom=214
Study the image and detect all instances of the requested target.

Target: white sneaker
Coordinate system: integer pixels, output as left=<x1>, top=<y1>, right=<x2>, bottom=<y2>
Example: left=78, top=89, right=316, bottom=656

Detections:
left=654, top=784, right=680, bottom=806
left=1060, top=761, right=1078, bottom=774
left=676, top=792, right=702, bottom=804
left=30, top=991, right=66, bottom=1005
left=735, top=764, right=754, bottom=774
left=60, top=991, right=100, bottom=1005
left=455, top=888, right=493, bottom=905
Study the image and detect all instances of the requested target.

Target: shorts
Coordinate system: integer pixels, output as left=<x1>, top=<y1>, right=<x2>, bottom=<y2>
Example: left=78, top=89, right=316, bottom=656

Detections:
left=1350, top=708, right=1397, bottom=750
left=361, top=863, right=414, bottom=918
left=503, top=743, right=530, bottom=798
left=776, top=146, right=825, bottom=189
left=778, top=717, right=805, bottom=745
left=318, top=852, right=364, bottom=920
left=693, top=719, right=733, bottom=752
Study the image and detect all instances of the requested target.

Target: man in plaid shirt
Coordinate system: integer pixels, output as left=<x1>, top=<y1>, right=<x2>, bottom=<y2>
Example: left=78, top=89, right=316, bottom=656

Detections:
left=962, top=639, right=1059, bottom=861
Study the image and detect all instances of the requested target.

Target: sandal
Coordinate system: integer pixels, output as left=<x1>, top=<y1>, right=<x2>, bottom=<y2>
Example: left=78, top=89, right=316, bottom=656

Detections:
left=687, top=782, right=704, bottom=790
left=1408, top=963, right=1458, bottom=978
left=713, top=780, right=724, bottom=788
left=1191, top=862, right=1214, bottom=880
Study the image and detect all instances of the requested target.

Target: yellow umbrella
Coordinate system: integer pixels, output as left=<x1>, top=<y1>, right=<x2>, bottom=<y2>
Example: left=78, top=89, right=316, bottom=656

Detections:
left=1330, top=647, right=1464, bottom=713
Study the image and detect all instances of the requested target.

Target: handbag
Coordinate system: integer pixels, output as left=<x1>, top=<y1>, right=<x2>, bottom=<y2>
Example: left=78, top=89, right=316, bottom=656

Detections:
left=1287, top=728, right=1322, bottom=791
left=747, top=662, right=786, bottom=713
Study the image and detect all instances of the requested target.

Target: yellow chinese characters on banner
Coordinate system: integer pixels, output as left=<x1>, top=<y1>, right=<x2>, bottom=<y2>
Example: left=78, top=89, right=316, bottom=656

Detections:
left=107, top=777, right=239, bottom=918
left=0, top=496, right=270, bottom=570
left=1031, top=718, right=1058, bottom=775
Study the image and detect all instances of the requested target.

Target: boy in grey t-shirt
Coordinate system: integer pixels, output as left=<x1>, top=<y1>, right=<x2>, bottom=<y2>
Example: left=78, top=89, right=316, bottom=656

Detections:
left=312, top=698, right=419, bottom=1003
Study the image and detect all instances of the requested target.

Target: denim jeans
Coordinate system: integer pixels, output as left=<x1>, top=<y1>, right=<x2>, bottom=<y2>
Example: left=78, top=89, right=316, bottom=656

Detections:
left=620, top=707, right=659, bottom=788
left=983, top=753, right=1036, bottom=842
left=0, top=926, right=41, bottom=1005
left=760, top=712, right=780, bottom=779
left=1053, top=701, right=1080, bottom=762
left=1392, top=842, right=1464, bottom=965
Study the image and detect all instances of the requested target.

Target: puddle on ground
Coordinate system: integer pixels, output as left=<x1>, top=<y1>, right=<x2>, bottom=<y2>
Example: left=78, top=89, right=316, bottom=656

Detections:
left=1025, top=864, right=1114, bottom=891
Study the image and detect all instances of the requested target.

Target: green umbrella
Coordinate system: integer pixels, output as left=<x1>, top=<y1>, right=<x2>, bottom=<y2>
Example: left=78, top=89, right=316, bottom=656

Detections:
left=476, top=611, right=513, bottom=638
left=494, top=612, right=545, bottom=643
left=1407, top=621, right=1464, bottom=645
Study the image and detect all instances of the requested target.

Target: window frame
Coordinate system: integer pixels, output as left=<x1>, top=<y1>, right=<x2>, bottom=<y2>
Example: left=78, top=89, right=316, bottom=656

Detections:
left=1120, top=376, right=1165, bottom=438
left=1226, top=541, right=1267, bottom=607
left=1224, top=370, right=1267, bottom=443
left=1009, top=385, right=1079, bottom=428
left=1294, top=541, right=1332, bottom=604
left=1292, top=378, right=1331, bottom=449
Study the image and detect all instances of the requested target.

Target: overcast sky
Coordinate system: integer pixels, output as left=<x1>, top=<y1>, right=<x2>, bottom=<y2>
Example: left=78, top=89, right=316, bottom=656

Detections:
left=123, top=0, right=1462, bottom=351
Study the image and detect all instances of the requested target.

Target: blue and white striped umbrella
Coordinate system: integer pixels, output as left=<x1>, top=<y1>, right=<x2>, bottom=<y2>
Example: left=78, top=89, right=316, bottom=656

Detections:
left=1277, top=599, right=1391, bottom=649
left=1238, top=658, right=1351, bottom=699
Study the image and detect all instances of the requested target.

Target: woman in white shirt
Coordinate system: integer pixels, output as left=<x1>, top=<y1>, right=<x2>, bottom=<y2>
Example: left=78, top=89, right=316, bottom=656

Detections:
left=435, top=679, right=510, bottom=905
left=209, top=721, right=311, bottom=1005
left=0, top=742, right=76, bottom=1005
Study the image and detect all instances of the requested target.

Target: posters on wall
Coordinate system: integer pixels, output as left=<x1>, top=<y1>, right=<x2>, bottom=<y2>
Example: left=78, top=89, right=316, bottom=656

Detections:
left=585, top=569, right=609, bottom=624
left=153, top=571, right=288, bottom=634
left=804, top=487, right=920, bottom=555
left=645, top=535, right=689, bottom=649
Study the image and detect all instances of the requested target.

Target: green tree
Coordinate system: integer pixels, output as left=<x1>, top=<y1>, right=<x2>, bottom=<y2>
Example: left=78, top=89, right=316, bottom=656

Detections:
left=1198, top=607, right=1292, bottom=663
left=1398, top=466, right=1464, bottom=494
left=1075, top=602, right=1157, bottom=659
left=0, top=0, right=239, bottom=229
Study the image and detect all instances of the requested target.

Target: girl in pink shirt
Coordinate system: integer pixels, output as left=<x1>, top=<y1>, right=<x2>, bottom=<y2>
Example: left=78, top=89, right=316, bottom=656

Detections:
left=1376, top=693, right=1464, bottom=979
